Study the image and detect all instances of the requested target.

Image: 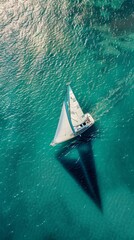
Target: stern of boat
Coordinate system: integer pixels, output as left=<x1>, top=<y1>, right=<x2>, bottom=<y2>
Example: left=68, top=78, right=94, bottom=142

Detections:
left=86, top=113, right=95, bottom=126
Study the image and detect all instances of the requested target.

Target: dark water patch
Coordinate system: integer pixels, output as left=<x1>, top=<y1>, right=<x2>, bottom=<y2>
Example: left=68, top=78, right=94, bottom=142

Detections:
left=110, top=13, right=134, bottom=36
left=68, top=0, right=134, bottom=29
left=68, top=1, right=112, bottom=27
left=68, top=0, right=134, bottom=57
left=56, top=125, right=102, bottom=210
left=0, top=213, right=14, bottom=240
left=44, top=235, right=57, bottom=240
left=116, top=0, right=134, bottom=18
left=113, top=102, right=134, bottom=192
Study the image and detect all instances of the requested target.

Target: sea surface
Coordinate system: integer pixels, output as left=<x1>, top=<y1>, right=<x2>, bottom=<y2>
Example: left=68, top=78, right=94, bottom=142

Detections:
left=0, top=1, right=134, bottom=240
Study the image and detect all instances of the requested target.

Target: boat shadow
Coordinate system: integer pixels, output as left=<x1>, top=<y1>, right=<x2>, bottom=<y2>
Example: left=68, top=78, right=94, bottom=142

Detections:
left=56, top=125, right=102, bottom=210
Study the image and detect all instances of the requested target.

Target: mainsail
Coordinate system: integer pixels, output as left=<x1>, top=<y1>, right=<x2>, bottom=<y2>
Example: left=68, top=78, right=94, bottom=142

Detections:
left=68, top=86, right=86, bottom=127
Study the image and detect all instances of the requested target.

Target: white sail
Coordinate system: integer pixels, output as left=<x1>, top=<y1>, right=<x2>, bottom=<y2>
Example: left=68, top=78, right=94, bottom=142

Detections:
left=51, top=102, right=74, bottom=146
left=69, top=86, right=86, bottom=127
left=50, top=85, right=94, bottom=146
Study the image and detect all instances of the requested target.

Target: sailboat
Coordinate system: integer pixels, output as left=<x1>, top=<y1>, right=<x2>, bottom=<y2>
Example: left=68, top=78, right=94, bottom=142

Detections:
left=50, top=84, right=94, bottom=146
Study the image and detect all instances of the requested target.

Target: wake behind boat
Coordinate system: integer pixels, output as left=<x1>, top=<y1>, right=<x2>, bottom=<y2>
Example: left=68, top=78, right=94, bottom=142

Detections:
left=50, top=85, right=94, bottom=146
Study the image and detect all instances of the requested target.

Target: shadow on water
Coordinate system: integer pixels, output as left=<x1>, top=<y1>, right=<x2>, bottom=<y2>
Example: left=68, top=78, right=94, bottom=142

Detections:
left=56, top=125, right=102, bottom=210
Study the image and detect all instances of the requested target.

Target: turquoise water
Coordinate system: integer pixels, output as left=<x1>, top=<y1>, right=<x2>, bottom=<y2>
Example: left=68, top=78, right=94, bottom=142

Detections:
left=0, top=1, right=134, bottom=239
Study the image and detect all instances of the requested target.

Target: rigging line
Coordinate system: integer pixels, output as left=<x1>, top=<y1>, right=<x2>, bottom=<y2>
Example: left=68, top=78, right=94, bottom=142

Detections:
left=76, top=112, right=83, bottom=120
left=71, top=117, right=78, bottom=122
